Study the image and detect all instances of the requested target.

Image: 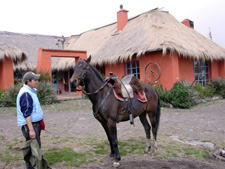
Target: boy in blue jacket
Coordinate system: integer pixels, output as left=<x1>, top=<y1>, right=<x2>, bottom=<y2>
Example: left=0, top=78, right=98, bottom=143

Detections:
left=17, top=72, right=50, bottom=169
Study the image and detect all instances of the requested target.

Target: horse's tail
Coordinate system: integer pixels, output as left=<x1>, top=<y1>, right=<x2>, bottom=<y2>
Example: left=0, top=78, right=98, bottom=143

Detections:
left=155, top=90, right=161, bottom=139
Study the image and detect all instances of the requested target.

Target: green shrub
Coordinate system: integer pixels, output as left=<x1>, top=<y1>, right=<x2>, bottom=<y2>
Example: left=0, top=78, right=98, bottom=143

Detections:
left=153, top=83, right=169, bottom=107
left=3, top=81, right=57, bottom=107
left=37, top=81, right=58, bottom=105
left=180, top=80, right=200, bottom=106
left=38, top=71, right=51, bottom=82
left=192, top=83, right=215, bottom=99
left=210, top=78, right=225, bottom=98
left=166, top=82, right=191, bottom=109
left=0, top=90, right=5, bottom=106
left=3, top=83, right=23, bottom=107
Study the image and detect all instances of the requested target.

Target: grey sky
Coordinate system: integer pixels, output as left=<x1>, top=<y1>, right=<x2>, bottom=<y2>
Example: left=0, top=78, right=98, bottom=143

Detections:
left=0, top=0, right=224, bottom=48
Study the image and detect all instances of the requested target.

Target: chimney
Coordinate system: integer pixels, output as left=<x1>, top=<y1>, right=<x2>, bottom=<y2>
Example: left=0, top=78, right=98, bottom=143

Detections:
left=181, top=19, right=194, bottom=29
left=117, top=5, right=129, bottom=32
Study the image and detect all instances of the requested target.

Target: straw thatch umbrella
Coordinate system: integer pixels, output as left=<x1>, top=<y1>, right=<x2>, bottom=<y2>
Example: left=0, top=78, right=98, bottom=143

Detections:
left=0, top=43, right=27, bottom=64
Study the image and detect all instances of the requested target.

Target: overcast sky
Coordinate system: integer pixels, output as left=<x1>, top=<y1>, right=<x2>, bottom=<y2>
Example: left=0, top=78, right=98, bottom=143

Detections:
left=0, top=0, right=224, bottom=48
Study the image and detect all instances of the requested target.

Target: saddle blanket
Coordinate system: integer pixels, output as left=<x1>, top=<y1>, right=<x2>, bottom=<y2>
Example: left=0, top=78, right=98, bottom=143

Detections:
left=110, top=83, right=147, bottom=102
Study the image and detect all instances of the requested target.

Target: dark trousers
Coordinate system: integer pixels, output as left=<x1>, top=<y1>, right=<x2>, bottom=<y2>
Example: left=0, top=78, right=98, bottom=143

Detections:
left=21, top=121, right=41, bottom=169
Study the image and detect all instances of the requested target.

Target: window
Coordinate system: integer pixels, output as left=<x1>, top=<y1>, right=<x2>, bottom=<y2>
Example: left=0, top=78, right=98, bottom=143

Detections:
left=193, top=60, right=210, bottom=87
left=125, top=61, right=140, bottom=79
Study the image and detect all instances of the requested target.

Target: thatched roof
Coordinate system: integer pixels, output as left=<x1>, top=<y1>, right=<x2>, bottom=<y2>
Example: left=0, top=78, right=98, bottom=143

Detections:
left=1, top=8, right=225, bottom=71
left=51, top=57, right=74, bottom=71
left=0, top=43, right=27, bottom=64
left=62, top=8, right=225, bottom=67
left=0, top=31, right=62, bottom=70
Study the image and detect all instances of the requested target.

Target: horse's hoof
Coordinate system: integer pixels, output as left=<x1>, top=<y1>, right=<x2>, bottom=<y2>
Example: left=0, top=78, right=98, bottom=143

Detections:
left=113, top=162, right=120, bottom=168
left=151, top=150, right=157, bottom=156
left=143, top=147, right=150, bottom=154
left=143, top=148, right=149, bottom=154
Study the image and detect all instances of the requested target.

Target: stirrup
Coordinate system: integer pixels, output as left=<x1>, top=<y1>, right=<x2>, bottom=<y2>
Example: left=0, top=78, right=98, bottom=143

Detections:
left=129, top=113, right=134, bottom=125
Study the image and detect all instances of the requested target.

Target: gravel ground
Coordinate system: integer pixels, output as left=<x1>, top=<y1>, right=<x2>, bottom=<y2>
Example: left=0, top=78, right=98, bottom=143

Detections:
left=0, top=99, right=225, bottom=169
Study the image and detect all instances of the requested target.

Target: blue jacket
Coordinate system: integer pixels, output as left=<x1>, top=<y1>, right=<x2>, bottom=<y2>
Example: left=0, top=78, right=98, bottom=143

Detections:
left=17, top=84, right=44, bottom=126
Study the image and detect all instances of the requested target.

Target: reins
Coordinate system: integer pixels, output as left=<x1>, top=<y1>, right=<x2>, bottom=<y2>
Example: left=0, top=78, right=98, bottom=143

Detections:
left=44, top=111, right=80, bottom=135
left=72, top=60, right=134, bottom=124
left=93, top=84, right=113, bottom=117
left=76, top=73, right=116, bottom=117
left=83, top=78, right=110, bottom=95
left=74, top=75, right=113, bottom=96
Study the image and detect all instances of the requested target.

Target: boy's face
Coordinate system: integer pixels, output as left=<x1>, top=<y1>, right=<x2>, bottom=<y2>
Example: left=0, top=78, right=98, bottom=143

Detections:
left=27, top=79, right=38, bottom=89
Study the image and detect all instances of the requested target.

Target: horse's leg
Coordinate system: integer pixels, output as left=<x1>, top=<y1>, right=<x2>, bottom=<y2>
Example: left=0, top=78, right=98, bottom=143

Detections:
left=139, top=112, right=151, bottom=153
left=99, top=122, right=115, bottom=157
left=147, top=112, right=158, bottom=154
left=108, top=119, right=121, bottom=167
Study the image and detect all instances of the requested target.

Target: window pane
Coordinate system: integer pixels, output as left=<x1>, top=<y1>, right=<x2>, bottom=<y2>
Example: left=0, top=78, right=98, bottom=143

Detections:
left=193, top=60, right=210, bottom=87
left=125, top=61, right=140, bottom=78
left=127, top=63, right=130, bottom=69
left=127, top=69, right=131, bottom=74
left=193, top=60, right=198, bottom=66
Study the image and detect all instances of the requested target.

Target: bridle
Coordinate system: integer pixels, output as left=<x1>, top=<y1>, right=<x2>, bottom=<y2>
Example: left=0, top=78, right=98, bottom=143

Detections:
left=72, top=63, right=134, bottom=123
left=72, top=60, right=113, bottom=95
left=72, top=61, right=116, bottom=118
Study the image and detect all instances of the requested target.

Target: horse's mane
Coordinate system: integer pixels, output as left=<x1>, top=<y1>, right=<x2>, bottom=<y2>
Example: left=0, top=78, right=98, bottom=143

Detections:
left=90, top=65, right=104, bottom=82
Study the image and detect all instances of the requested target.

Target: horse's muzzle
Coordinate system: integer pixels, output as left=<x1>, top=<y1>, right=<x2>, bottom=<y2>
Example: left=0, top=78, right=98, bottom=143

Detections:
left=70, top=77, right=78, bottom=86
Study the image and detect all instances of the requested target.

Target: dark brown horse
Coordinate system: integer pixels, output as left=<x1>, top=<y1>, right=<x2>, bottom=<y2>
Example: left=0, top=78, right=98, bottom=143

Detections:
left=70, top=56, right=161, bottom=167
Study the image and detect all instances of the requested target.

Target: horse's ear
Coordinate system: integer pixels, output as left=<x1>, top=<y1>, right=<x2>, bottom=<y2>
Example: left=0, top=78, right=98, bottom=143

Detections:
left=86, top=55, right=91, bottom=64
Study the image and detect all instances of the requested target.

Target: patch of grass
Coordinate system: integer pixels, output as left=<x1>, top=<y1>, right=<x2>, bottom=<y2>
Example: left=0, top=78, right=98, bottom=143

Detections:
left=42, top=137, right=149, bottom=167
left=158, top=141, right=184, bottom=159
left=0, top=150, right=22, bottom=164
left=0, top=132, right=219, bottom=168
left=166, top=150, right=177, bottom=158
left=183, top=147, right=211, bottom=159
left=192, top=99, right=220, bottom=109
left=118, top=138, right=146, bottom=156
left=58, top=107, right=71, bottom=111
left=155, top=136, right=213, bottom=161
left=0, top=135, right=6, bottom=141
left=164, top=134, right=172, bottom=137
left=93, top=143, right=108, bottom=155
left=44, top=147, right=87, bottom=167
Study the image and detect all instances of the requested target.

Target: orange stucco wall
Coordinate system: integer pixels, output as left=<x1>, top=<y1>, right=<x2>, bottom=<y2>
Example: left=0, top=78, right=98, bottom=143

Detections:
left=141, top=51, right=181, bottom=90
left=211, top=61, right=220, bottom=80
left=0, top=58, right=14, bottom=90
left=37, top=49, right=87, bottom=94
left=37, top=49, right=87, bottom=76
left=104, top=51, right=196, bottom=90
left=179, top=57, right=195, bottom=82
left=211, top=60, right=225, bottom=79
left=105, top=62, right=126, bottom=79
left=218, top=60, right=225, bottom=78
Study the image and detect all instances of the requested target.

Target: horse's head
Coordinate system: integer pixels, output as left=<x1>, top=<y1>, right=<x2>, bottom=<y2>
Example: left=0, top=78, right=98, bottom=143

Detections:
left=70, top=56, right=91, bottom=89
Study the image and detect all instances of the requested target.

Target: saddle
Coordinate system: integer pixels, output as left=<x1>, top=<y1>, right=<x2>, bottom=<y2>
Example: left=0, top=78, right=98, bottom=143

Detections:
left=108, top=74, right=147, bottom=124
left=111, top=74, right=147, bottom=102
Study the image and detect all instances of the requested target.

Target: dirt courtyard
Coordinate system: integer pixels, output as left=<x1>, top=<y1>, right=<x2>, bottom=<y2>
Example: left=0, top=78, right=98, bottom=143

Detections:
left=0, top=99, right=225, bottom=169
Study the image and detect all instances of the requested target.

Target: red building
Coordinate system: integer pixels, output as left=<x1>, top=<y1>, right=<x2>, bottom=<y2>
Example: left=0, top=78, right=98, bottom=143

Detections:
left=60, top=8, right=225, bottom=90
left=0, top=43, right=27, bottom=90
